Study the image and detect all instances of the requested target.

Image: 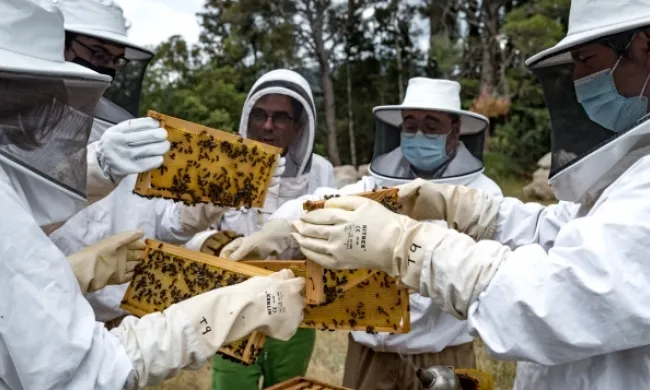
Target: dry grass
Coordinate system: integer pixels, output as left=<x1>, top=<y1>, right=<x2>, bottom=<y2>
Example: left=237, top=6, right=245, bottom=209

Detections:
left=147, top=333, right=516, bottom=390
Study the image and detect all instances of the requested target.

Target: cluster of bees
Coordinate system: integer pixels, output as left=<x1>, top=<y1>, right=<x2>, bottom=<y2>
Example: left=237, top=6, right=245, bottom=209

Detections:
left=121, top=243, right=264, bottom=364
left=304, top=187, right=399, bottom=214
left=218, top=338, right=262, bottom=366
left=302, top=271, right=409, bottom=334
left=139, top=128, right=278, bottom=208
left=126, top=244, right=249, bottom=310
left=317, top=269, right=373, bottom=305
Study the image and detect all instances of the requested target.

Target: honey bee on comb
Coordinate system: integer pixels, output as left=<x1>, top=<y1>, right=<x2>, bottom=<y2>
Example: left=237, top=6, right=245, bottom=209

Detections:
left=133, top=111, right=282, bottom=208
left=303, top=187, right=399, bottom=213
left=120, top=239, right=276, bottom=365
left=240, top=260, right=410, bottom=334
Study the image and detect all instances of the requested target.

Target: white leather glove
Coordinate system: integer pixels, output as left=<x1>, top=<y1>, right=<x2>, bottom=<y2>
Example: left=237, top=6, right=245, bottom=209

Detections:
left=66, top=231, right=146, bottom=294
left=291, top=196, right=510, bottom=320
left=397, top=178, right=501, bottom=240
left=271, top=156, right=286, bottom=187
left=261, top=156, right=286, bottom=214
left=179, top=203, right=226, bottom=234
left=109, top=269, right=305, bottom=388
left=95, top=117, right=170, bottom=183
left=221, top=219, right=295, bottom=261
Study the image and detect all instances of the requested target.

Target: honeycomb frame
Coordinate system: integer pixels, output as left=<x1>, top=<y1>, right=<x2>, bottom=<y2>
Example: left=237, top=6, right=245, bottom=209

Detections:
left=302, top=187, right=399, bottom=213
left=119, top=239, right=275, bottom=365
left=302, top=187, right=400, bottom=305
left=264, top=376, right=354, bottom=390
left=134, top=111, right=282, bottom=208
left=243, top=261, right=410, bottom=334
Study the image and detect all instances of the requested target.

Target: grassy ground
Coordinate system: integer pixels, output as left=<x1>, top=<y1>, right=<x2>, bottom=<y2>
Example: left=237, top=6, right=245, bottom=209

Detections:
left=149, top=173, right=546, bottom=390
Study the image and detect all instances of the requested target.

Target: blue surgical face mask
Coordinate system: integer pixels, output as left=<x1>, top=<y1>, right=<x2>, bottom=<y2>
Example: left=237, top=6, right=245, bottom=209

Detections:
left=574, top=58, right=650, bottom=132
left=400, top=131, right=448, bottom=172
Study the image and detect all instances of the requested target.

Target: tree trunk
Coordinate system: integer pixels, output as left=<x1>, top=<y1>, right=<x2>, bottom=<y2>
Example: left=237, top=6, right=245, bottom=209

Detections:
left=320, top=67, right=341, bottom=166
left=311, top=3, right=342, bottom=166
left=479, top=1, right=500, bottom=95
left=479, top=1, right=502, bottom=151
left=346, top=61, right=357, bottom=166
left=394, top=14, right=405, bottom=101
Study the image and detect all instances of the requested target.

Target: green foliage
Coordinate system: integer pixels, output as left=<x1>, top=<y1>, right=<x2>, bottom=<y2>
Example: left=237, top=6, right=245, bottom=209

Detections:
left=136, top=0, right=573, bottom=177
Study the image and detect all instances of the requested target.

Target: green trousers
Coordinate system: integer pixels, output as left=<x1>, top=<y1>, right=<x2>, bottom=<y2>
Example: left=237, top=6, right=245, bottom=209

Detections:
left=211, top=329, right=316, bottom=389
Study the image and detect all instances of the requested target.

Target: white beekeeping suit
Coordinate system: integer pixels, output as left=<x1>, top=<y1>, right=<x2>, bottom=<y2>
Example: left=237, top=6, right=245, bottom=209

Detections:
left=186, top=69, right=336, bottom=247
left=0, top=2, right=305, bottom=389
left=261, top=78, right=502, bottom=365
left=290, top=1, right=650, bottom=389
left=47, top=0, right=237, bottom=321
left=55, top=0, right=171, bottom=207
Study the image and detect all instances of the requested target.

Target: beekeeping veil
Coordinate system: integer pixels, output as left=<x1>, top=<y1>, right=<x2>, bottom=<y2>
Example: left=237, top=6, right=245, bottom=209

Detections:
left=58, top=0, right=154, bottom=118
left=0, top=0, right=111, bottom=226
left=525, top=0, right=650, bottom=203
left=369, top=78, right=489, bottom=187
left=239, top=69, right=317, bottom=201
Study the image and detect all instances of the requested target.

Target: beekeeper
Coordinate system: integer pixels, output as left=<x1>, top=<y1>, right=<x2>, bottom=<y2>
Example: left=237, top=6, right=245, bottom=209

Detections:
left=48, top=0, right=275, bottom=316
left=291, top=0, right=650, bottom=389
left=0, top=1, right=305, bottom=389
left=184, top=69, right=335, bottom=390
left=55, top=0, right=173, bottom=206
left=219, top=78, right=502, bottom=390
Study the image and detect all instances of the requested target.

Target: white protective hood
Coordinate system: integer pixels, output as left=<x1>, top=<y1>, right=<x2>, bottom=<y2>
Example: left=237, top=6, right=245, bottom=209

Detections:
left=58, top=0, right=154, bottom=116
left=525, top=0, right=650, bottom=203
left=239, top=69, right=316, bottom=182
left=57, top=0, right=153, bottom=61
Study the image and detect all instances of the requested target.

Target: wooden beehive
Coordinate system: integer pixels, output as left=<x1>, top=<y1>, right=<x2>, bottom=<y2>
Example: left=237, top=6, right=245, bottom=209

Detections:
left=242, top=261, right=410, bottom=334
left=264, top=376, right=354, bottom=390
left=134, top=111, right=282, bottom=208
left=119, top=239, right=274, bottom=365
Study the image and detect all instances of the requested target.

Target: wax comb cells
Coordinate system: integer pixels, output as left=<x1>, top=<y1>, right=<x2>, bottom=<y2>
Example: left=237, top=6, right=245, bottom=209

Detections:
left=134, top=111, right=281, bottom=208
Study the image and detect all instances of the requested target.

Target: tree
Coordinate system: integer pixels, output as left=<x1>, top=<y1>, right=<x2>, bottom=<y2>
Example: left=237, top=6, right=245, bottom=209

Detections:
left=289, top=0, right=343, bottom=166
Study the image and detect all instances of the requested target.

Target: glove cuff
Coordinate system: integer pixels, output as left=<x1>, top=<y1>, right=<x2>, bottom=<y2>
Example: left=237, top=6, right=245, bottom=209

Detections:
left=447, top=187, right=501, bottom=241
left=395, top=221, right=448, bottom=291
left=93, top=140, right=117, bottom=183
left=420, top=232, right=510, bottom=320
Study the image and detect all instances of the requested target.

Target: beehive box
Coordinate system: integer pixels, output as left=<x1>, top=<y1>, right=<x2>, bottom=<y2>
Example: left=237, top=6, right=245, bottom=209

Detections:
left=264, top=376, right=354, bottom=390
left=119, top=239, right=274, bottom=365
left=134, top=111, right=282, bottom=207
left=242, top=261, right=410, bottom=334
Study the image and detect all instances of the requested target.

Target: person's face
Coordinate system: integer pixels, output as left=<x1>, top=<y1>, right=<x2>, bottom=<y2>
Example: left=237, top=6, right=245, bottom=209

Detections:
left=572, top=32, right=650, bottom=102
left=64, top=34, right=127, bottom=70
left=401, top=109, right=460, bottom=155
left=247, top=94, right=301, bottom=152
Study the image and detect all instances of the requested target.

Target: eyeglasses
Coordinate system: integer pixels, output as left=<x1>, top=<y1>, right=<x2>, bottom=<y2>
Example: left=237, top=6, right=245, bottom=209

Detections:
left=249, top=108, right=294, bottom=129
left=401, top=116, right=452, bottom=137
left=73, top=39, right=130, bottom=69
